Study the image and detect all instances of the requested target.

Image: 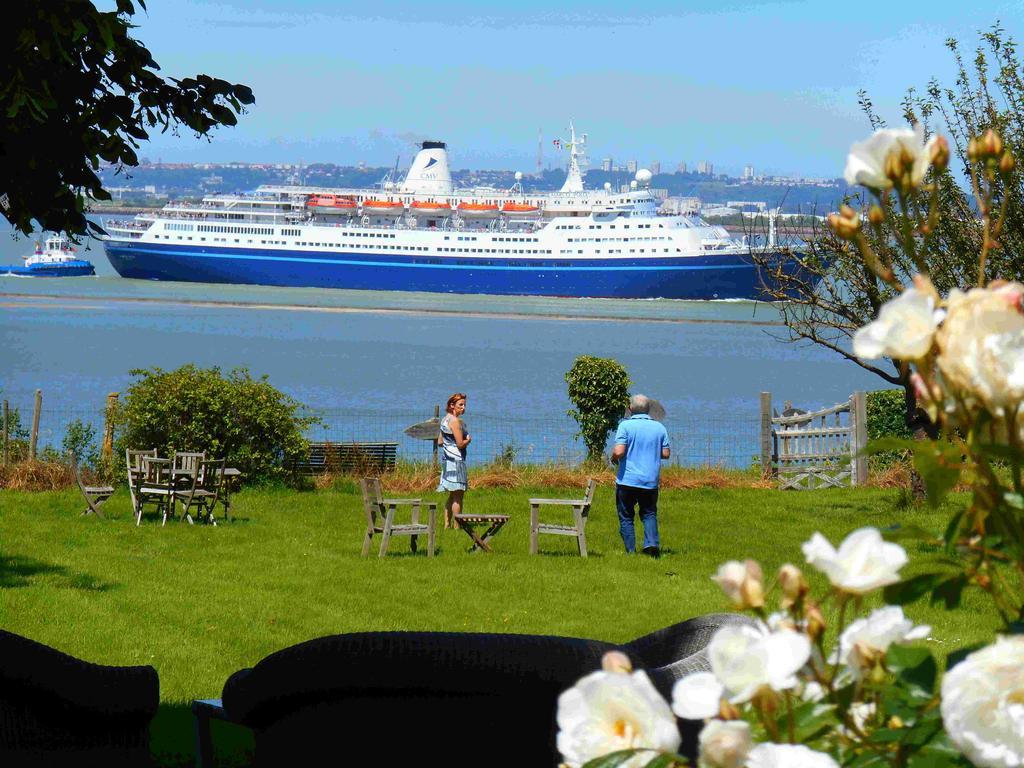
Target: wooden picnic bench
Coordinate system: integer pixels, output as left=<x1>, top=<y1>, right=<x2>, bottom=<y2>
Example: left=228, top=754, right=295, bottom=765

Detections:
left=288, top=441, right=398, bottom=475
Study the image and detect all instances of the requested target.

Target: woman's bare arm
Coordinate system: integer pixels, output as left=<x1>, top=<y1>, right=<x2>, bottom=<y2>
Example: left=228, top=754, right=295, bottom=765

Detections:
left=450, top=418, right=471, bottom=448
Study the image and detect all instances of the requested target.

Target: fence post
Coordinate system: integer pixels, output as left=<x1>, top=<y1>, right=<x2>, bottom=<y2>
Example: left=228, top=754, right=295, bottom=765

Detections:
left=432, top=404, right=440, bottom=468
left=759, top=391, right=773, bottom=477
left=851, top=390, right=868, bottom=486
left=102, top=392, right=119, bottom=460
left=29, top=389, right=41, bottom=461
left=2, top=400, right=8, bottom=466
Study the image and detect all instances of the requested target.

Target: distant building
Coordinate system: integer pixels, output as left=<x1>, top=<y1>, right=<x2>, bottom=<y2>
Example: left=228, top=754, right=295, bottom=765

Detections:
left=626, top=159, right=638, bottom=174
left=677, top=161, right=688, bottom=174
left=649, top=161, right=661, bottom=175
left=702, top=205, right=738, bottom=218
left=697, top=161, right=714, bottom=176
left=660, top=196, right=701, bottom=215
left=743, top=165, right=755, bottom=180
left=601, top=157, right=613, bottom=172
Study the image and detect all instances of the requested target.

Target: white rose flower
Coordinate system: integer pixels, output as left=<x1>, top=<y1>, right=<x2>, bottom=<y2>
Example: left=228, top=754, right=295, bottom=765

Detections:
left=747, top=743, right=839, bottom=768
left=711, top=560, right=764, bottom=608
left=936, top=283, right=1024, bottom=414
left=557, top=668, right=681, bottom=768
left=672, top=623, right=811, bottom=717
left=941, top=636, right=1024, bottom=768
left=844, top=123, right=937, bottom=191
left=802, top=527, right=907, bottom=594
left=697, top=719, right=752, bottom=768
left=853, top=287, right=939, bottom=361
left=834, top=606, right=930, bottom=678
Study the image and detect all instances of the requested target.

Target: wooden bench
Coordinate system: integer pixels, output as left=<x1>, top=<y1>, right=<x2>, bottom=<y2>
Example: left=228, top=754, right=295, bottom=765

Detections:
left=288, top=442, right=398, bottom=475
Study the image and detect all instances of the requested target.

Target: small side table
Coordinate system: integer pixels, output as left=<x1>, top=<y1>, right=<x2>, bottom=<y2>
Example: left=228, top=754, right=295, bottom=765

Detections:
left=452, top=513, right=510, bottom=552
left=192, top=698, right=234, bottom=768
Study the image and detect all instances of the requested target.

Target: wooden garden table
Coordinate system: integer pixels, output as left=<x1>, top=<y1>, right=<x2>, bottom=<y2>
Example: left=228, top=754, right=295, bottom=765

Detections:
left=452, top=513, right=510, bottom=553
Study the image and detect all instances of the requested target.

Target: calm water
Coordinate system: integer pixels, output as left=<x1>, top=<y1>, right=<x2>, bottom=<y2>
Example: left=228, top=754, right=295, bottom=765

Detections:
left=0, top=225, right=879, bottom=465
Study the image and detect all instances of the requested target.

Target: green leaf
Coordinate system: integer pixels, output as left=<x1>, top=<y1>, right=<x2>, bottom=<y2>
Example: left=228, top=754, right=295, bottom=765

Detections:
left=911, top=441, right=963, bottom=509
left=642, top=754, right=685, bottom=768
left=582, top=750, right=655, bottom=768
left=881, top=525, right=939, bottom=543
left=943, top=508, right=966, bottom=552
left=863, top=436, right=919, bottom=455
left=884, top=573, right=943, bottom=605
left=931, top=574, right=967, bottom=609
left=888, top=644, right=937, bottom=693
left=788, top=699, right=837, bottom=742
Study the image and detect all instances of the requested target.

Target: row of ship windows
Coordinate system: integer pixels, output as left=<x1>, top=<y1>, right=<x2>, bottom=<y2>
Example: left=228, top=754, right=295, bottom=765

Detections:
left=152, top=235, right=554, bottom=254
left=558, top=248, right=674, bottom=255
left=567, top=236, right=668, bottom=243
left=553, top=223, right=659, bottom=231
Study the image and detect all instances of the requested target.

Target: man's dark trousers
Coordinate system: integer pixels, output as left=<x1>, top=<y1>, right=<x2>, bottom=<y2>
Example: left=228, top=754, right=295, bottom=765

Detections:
left=615, top=483, right=659, bottom=553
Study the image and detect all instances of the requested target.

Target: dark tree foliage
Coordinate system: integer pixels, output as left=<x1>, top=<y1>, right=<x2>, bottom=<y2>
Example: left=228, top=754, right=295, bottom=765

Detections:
left=755, top=23, right=1024, bottom=445
left=0, top=0, right=254, bottom=237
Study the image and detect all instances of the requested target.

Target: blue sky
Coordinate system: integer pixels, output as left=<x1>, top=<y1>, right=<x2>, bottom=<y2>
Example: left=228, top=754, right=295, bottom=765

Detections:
left=111, top=0, right=1024, bottom=176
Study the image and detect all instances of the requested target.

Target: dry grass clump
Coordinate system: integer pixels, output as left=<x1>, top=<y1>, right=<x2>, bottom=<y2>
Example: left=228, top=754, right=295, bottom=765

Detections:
left=316, top=461, right=767, bottom=492
left=867, top=462, right=913, bottom=489
left=0, top=459, right=76, bottom=491
left=660, top=465, right=767, bottom=490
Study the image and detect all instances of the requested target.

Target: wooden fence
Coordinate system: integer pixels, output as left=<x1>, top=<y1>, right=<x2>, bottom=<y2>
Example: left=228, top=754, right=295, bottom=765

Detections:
left=759, top=391, right=868, bottom=490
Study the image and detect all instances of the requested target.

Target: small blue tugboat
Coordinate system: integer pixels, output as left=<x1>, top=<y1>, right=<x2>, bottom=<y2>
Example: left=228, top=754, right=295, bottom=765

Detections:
left=2, top=234, right=95, bottom=276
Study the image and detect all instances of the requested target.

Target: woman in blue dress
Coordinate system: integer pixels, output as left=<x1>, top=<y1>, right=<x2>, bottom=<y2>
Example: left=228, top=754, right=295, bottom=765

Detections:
left=437, top=392, right=471, bottom=528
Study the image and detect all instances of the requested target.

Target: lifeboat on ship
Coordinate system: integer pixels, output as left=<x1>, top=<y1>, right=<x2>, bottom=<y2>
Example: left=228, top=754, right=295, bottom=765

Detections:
left=409, top=200, right=453, bottom=217
left=456, top=201, right=500, bottom=218
left=501, top=201, right=540, bottom=215
left=306, top=194, right=357, bottom=215
left=361, top=199, right=406, bottom=217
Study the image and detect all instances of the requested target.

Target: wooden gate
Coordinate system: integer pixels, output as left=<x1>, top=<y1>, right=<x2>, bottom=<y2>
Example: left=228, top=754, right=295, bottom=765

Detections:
left=759, top=392, right=868, bottom=490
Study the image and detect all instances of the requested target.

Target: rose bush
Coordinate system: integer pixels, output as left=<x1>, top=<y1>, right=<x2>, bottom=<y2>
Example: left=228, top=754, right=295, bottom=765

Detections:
left=555, top=125, right=1024, bottom=768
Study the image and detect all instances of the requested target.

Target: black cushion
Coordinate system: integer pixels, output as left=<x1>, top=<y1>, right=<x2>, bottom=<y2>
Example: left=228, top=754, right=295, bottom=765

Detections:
left=221, top=614, right=753, bottom=767
left=0, top=629, right=159, bottom=767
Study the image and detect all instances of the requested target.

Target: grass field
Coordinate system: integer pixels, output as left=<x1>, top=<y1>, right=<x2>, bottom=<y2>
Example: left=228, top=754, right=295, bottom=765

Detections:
left=0, top=482, right=1001, bottom=766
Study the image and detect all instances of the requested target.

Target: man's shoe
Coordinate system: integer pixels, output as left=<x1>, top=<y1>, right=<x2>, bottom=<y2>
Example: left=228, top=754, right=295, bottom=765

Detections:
left=642, top=546, right=660, bottom=558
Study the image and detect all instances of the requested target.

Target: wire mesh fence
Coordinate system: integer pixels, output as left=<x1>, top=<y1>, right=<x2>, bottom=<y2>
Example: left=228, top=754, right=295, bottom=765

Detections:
left=0, top=395, right=761, bottom=469
left=296, top=407, right=759, bottom=468
left=0, top=399, right=106, bottom=461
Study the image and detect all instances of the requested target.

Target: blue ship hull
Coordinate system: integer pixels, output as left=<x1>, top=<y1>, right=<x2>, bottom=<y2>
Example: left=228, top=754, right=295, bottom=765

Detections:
left=104, top=240, right=801, bottom=300
left=1, top=260, right=95, bottom=277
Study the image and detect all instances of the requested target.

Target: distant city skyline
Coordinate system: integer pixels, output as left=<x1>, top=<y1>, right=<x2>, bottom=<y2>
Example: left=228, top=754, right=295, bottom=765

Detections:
left=102, top=0, right=1024, bottom=177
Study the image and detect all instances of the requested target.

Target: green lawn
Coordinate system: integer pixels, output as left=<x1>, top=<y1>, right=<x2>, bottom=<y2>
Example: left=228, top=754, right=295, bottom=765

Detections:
left=0, top=483, right=1002, bottom=766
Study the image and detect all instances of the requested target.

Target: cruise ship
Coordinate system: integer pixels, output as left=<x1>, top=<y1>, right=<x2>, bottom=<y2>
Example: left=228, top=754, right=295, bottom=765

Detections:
left=103, top=126, right=797, bottom=300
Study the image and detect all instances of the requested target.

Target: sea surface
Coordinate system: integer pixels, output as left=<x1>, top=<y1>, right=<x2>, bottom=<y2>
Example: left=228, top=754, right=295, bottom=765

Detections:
left=0, top=223, right=881, bottom=466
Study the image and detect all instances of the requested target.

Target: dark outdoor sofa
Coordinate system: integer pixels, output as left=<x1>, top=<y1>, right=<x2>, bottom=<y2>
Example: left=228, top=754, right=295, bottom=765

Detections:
left=0, top=629, right=160, bottom=767
left=220, top=613, right=750, bottom=767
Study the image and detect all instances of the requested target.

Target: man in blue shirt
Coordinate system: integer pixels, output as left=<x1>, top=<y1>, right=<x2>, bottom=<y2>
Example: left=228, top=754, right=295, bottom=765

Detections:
left=610, top=394, right=670, bottom=557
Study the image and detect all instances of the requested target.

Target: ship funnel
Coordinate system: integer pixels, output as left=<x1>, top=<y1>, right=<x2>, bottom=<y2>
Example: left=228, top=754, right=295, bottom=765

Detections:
left=400, top=140, right=454, bottom=196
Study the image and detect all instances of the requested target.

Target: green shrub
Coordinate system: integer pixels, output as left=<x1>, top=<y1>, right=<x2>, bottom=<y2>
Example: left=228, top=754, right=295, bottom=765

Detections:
left=61, top=418, right=99, bottom=469
left=113, top=365, right=320, bottom=485
left=565, top=356, right=631, bottom=462
left=1, top=403, right=30, bottom=462
left=866, top=389, right=912, bottom=469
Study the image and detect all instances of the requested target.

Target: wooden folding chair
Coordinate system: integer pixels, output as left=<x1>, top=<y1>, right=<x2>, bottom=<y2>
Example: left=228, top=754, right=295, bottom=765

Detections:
left=529, top=478, right=597, bottom=557
left=70, top=453, right=113, bottom=519
left=126, top=448, right=157, bottom=522
left=359, top=478, right=436, bottom=558
left=134, top=456, right=176, bottom=526
left=177, top=458, right=226, bottom=525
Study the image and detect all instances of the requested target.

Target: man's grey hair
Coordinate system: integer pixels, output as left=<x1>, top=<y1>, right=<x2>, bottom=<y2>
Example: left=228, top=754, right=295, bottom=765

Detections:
left=629, top=394, right=651, bottom=414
